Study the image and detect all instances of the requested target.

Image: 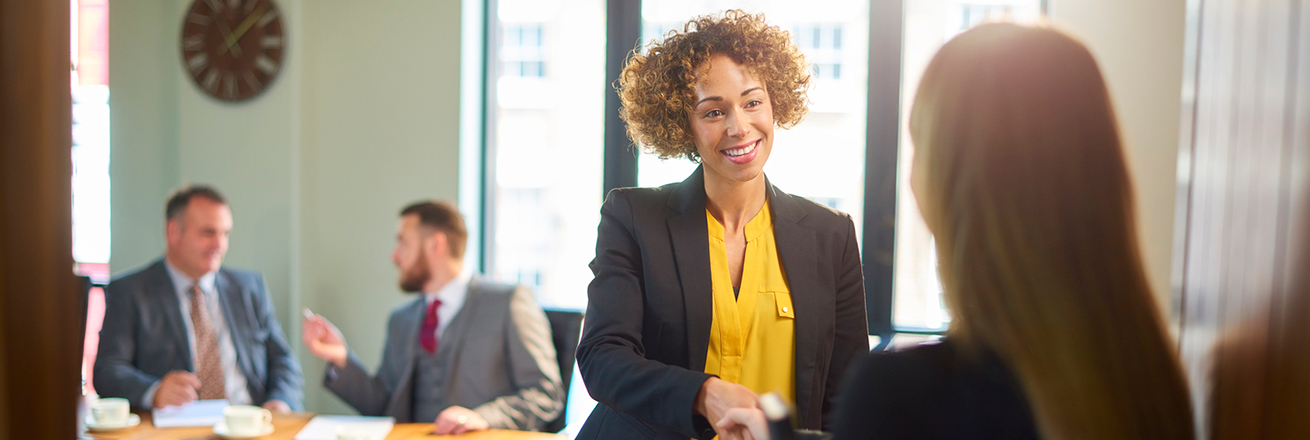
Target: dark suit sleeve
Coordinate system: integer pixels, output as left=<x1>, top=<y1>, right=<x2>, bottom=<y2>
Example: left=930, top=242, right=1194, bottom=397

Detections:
left=472, top=285, right=565, bottom=430
left=576, top=190, right=715, bottom=438
left=325, top=351, right=393, bottom=416
left=325, top=314, right=404, bottom=417
left=251, top=276, right=304, bottom=410
left=93, top=280, right=160, bottom=408
left=825, top=215, right=870, bottom=429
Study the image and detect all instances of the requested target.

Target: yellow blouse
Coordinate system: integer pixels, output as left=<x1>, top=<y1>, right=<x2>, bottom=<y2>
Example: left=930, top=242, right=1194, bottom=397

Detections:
left=704, top=200, right=796, bottom=405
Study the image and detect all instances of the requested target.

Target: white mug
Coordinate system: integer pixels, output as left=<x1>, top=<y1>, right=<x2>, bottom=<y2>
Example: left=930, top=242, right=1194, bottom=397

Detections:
left=224, top=405, right=272, bottom=436
left=336, top=426, right=375, bottom=440
left=89, top=397, right=130, bottom=426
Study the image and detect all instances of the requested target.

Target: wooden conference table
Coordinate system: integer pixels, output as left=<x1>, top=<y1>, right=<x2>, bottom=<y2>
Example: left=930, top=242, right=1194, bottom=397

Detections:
left=83, top=412, right=564, bottom=440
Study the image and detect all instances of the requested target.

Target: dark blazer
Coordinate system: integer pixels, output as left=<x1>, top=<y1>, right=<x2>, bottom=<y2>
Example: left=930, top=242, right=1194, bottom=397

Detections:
left=831, top=339, right=1039, bottom=440
left=324, top=278, right=563, bottom=429
left=93, top=259, right=304, bottom=410
left=576, top=167, right=869, bottom=439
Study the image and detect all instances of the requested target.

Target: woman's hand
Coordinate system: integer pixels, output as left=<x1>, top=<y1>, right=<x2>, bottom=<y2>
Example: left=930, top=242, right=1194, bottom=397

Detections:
left=695, top=377, right=760, bottom=438
left=716, top=407, right=770, bottom=440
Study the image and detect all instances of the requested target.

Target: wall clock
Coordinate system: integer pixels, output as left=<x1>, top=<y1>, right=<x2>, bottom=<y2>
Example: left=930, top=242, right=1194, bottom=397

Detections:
left=180, top=0, right=285, bottom=102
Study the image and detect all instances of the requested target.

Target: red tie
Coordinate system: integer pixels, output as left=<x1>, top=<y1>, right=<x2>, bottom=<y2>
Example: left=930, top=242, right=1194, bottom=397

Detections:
left=420, top=299, right=442, bottom=354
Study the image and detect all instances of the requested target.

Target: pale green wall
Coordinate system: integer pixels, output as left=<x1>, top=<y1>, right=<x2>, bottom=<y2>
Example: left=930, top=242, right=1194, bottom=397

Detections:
left=109, top=0, right=464, bottom=413
left=109, top=0, right=180, bottom=273
left=297, top=0, right=464, bottom=415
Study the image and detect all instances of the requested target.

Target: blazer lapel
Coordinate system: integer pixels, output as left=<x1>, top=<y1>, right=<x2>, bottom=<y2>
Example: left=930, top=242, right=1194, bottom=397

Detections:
left=148, top=261, right=193, bottom=370
left=667, top=167, right=714, bottom=373
left=388, top=297, right=425, bottom=415
left=215, top=272, right=259, bottom=389
left=438, top=279, right=480, bottom=366
left=766, top=181, right=825, bottom=426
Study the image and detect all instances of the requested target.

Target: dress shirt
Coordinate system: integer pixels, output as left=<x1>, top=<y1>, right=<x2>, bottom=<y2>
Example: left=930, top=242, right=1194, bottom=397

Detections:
left=140, top=260, right=251, bottom=407
left=423, top=269, right=473, bottom=339
left=705, top=201, right=796, bottom=404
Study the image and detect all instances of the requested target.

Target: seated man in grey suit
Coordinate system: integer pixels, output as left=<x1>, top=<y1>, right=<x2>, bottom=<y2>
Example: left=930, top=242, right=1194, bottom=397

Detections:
left=302, top=200, right=562, bottom=434
left=94, top=185, right=304, bottom=412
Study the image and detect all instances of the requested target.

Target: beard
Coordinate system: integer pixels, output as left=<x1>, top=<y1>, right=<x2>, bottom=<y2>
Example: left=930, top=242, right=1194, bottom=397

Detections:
left=398, top=251, right=431, bottom=293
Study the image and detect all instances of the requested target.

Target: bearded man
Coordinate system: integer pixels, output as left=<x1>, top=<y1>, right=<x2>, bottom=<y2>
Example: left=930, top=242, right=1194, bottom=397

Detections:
left=302, top=200, right=562, bottom=434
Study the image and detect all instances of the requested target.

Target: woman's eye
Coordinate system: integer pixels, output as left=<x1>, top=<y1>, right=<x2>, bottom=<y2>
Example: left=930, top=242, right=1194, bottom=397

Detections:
left=705, top=109, right=723, bottom=118
left=746, top=99, right=762, bottom=108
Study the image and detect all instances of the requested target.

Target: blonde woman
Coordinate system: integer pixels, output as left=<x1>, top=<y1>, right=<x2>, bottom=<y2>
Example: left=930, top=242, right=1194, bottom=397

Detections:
left=576, top=10, right=869, bottom=440
left=721, top=22, right=1194, bottom=440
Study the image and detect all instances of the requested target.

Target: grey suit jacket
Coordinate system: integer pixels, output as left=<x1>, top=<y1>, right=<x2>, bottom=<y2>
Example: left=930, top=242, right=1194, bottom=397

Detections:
left=324, top=278, right=563, bottom=429
left=93, top=259, right=305, bottom=410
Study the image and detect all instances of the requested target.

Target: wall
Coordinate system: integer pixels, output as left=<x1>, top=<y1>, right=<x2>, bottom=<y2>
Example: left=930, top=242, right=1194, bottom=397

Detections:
left=1048, top=0, right=1189, bottom=316
left=297, top=0, right=463, bottom=415
left=109, top=0, right=464, bottom=413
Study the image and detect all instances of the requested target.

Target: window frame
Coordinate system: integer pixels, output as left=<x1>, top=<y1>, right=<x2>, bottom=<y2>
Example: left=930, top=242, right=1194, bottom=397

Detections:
left=479, top=0, right=1048, bottom=346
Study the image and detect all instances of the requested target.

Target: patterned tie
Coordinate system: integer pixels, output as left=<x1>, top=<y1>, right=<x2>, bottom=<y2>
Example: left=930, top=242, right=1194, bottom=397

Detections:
left=420, top=299, right=442, bottom=353
left=188, top=284, right=226, bottom=400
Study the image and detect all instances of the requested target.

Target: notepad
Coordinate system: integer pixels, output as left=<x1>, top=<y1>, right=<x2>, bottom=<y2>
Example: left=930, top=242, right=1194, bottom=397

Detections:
left=151, top=399, right=229, bottom=427
left=294, top=415, right=395, bottom=440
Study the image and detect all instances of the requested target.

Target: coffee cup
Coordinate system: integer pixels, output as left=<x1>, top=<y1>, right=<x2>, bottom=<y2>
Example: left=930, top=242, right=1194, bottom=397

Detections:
left=89, top=397, right=130, bottom=426
left=224, top=405, right=272, bottom=436
left=337, top=426, right=375, bottom=440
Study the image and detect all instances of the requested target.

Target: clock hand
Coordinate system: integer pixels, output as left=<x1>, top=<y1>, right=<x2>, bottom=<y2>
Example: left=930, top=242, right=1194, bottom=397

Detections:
left=215, top=17, right=244, bottom=57
left=225, top=5, right=270, bottom=54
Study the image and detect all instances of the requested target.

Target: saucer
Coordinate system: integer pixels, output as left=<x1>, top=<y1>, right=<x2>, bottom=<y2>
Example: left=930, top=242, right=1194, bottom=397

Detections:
left=213, top=421, right=275, bottom=439
left=84, top=413, right=140, bottom=432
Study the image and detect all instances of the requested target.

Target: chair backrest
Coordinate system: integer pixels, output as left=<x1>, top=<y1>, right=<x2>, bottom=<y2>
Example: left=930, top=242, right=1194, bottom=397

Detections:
left=543, top=309, right=584, bottom=433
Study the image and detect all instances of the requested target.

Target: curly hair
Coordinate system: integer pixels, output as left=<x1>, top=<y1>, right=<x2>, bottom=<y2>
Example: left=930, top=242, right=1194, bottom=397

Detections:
left=618, top=10, right=811, bottom=161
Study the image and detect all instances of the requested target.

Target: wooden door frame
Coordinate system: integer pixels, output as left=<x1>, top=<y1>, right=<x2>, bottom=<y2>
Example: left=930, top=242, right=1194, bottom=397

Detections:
left=0, top=1, right=81, bottom=439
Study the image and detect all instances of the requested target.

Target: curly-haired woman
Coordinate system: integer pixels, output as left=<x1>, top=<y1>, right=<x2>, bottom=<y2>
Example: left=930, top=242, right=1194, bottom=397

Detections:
left=575, top=10, right=869, bottom=440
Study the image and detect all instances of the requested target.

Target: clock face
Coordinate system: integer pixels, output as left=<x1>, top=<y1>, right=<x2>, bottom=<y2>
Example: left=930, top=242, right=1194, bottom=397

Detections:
left=180, top=0, right=285, bottom=102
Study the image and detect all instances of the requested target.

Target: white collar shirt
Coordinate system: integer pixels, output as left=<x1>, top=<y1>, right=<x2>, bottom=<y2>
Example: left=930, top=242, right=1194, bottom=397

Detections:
left=422, top=269, right=473, bottom=339
left=157, top=259, right=251, bottom=406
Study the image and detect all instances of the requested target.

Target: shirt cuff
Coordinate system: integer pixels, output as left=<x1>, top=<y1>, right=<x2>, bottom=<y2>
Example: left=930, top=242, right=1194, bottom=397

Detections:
left=141, top=380, right=162, bottom=409
left=324, top=363, right=340, bottom=383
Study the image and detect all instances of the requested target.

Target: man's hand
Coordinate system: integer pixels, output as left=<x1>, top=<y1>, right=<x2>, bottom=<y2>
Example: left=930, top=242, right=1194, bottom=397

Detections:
left=152, top=371, right=202, bottom=409
left=433, top=406, right=489, bottom=436
left=301, top=312, right=348, bottom=369
left=716, top=407, right=769, bottom=440
left=262, top=399, right=292, bottom=414
left=695, top=377, right=760, bottom=438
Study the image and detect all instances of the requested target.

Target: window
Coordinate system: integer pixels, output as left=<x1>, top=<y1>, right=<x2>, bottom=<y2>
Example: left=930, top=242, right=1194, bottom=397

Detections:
left=72, top=0, right=111, bottom=396
left=481, top=0, right=1048, bottom=339
left=487, top=0, right=605, bottom=311
left=502, top=24, right=546, bottom=78
left=795, top=24, right=843, bottom=81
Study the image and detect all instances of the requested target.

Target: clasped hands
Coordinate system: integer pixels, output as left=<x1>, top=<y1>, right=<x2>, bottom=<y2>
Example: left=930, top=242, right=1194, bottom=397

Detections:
left=699, top=377, right=773, bottom=440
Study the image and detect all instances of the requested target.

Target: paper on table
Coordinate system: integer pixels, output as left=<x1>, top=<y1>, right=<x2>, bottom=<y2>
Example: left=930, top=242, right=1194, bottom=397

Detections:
left=151, top=399, right=229, bottom=427
left=294, top=415, right=395, bottom=440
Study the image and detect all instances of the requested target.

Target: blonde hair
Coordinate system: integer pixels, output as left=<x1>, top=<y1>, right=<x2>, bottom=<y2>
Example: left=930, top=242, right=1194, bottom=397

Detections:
left=909, top=22, right=1194, bottom=439
left=1210, top=202, right=1310, bottom=439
